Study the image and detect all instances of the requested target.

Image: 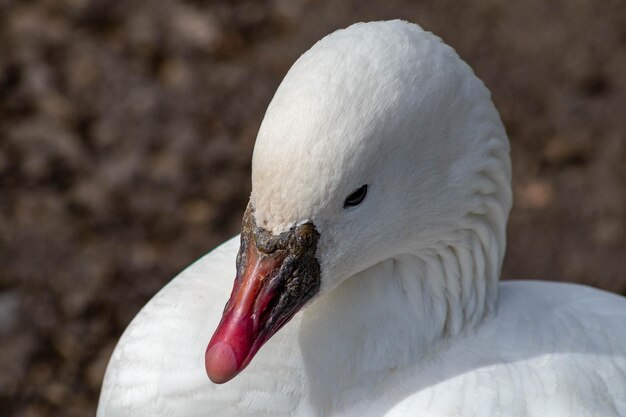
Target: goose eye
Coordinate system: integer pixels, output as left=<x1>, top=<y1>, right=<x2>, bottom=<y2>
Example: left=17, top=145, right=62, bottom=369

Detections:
left=343, top=185, right=368, bottom=208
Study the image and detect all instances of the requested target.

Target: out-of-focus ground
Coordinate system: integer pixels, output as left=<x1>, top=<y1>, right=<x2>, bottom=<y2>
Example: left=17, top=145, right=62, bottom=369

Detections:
left=0, top=0, right=624, bottom=416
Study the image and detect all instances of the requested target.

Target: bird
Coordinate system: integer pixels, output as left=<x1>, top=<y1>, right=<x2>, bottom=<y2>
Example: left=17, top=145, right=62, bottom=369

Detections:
left=97, top=20, right=626, bottom=417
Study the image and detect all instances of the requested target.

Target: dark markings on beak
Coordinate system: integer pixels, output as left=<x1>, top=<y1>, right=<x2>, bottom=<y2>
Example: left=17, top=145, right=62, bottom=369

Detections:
left=238, top=203, right=321, bottom=334
left=206, top=202, right=322, bottom=384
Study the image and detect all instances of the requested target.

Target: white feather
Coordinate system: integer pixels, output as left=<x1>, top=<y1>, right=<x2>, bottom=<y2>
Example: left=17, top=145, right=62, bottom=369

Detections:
left=97, top=20, right=626, bottom=417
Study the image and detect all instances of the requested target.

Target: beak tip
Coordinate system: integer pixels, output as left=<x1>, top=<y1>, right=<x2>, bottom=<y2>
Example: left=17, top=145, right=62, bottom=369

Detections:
left=205, top=342, right=238, bottom=384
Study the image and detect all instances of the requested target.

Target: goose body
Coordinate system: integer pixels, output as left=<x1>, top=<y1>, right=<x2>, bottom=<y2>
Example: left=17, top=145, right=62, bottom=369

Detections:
left=97, top=20, right=626, bottom=417
left=98, top=237, right=626, bottom=416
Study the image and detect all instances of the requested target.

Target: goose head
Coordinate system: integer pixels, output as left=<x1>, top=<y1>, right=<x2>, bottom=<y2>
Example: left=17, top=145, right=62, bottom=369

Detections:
left=205, top=20, right=511, bottom=384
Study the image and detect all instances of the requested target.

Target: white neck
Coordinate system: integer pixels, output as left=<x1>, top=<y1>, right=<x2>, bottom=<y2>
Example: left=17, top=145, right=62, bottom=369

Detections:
left=295, top=138, right=509, bottom=413
left=297, top=225, right=502, bottom=413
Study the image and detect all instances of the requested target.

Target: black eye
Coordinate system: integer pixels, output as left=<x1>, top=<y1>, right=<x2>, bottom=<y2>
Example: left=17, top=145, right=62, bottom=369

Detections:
left=343, top=185, right=368, bottom=208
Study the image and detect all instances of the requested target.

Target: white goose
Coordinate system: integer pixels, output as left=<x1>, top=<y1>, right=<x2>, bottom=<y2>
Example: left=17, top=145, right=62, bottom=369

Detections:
left=97, top=20, right=626, bottom=417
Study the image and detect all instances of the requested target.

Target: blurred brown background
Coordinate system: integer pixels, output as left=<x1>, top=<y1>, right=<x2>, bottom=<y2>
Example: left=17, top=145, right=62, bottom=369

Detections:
left=0, top=0, right=624, bottom=416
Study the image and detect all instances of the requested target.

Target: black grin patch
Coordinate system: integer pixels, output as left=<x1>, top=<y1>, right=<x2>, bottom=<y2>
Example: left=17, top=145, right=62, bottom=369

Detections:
left=238, top=203, right=321, bottom=333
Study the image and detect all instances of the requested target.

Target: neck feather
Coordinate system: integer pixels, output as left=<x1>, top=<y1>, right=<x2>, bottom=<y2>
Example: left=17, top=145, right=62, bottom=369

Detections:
left=297, top=226, right=503, bottom=412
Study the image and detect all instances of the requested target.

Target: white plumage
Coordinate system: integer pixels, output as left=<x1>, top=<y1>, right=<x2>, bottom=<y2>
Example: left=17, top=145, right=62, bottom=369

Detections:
left=97, top=20, right=626, bottom=417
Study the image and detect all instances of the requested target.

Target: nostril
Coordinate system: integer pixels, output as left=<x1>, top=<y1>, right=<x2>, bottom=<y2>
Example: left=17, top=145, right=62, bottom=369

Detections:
left=254, top=230, right=279, bottom=254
